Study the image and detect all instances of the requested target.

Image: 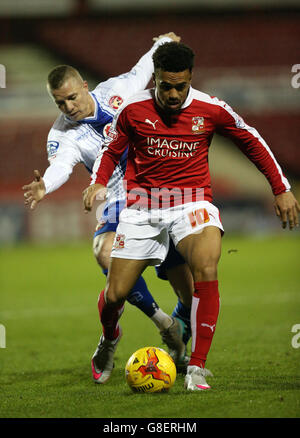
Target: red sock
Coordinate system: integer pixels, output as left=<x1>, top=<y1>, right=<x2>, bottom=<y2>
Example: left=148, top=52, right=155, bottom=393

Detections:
left=97, top=290, right=124, bottom=340
left=189, top=280, right=220, bottom=368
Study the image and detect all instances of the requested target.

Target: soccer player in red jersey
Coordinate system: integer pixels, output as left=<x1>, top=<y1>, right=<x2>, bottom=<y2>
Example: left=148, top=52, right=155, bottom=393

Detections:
left=22, top=34, right=193, bottom=377
left=83, top=42, right=300, bottom=390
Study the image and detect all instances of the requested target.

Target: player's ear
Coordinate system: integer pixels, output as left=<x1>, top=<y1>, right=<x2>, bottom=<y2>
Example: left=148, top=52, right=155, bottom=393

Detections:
left=152, top=73, right=156, bottom=86
left=83, top=80, right=89, bottom=90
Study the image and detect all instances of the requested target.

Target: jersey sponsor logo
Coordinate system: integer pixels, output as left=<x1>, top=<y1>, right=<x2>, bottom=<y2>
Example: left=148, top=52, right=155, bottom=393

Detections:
left=113, top=233, right=125, bottom=249
left=109, top=95, right=123, bottom=110
left=47, top=140, right=59, bottom=157
left=146, top=137, right=199, bottom=158
left=191, top=116, right=205, bottom=134
left=145, top=119, right=159, bottom=130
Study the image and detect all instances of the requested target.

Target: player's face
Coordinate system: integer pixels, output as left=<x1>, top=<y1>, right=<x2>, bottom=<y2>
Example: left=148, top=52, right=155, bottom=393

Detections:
left=49, top=77, right=94, bottom=121
left=154, top=69, right=192, bottom=113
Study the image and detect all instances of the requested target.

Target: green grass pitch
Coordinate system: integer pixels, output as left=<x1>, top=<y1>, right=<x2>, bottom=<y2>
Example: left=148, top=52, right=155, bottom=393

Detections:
left=0, top=233, right=299, bottom=419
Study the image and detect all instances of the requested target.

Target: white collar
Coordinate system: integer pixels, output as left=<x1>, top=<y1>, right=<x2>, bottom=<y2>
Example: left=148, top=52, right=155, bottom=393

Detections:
left=154, top=86, right=194, bottom=112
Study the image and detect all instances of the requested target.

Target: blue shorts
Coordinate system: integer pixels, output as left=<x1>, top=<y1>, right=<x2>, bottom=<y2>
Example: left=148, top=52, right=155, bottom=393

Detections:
left=155, top=238, right=186, bottom=280
left=94, top=200, right=185, bottom=279
left=94, top=200, right=125, bottom=237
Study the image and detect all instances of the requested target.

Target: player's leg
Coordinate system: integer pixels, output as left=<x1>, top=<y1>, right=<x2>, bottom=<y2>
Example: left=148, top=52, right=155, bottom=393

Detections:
left=165, top=263, right=192, bottom=345
left=93, top=215, right=173, bottom=331
left=93, top=230, right=115, bottom=273
left=100, top=257, right=150, bottom=339
left=176, top=225, right=222, bottom=391
left=156, top=237, right=192, bottom=309
left=162, top=263, right=193, bottom=372
left=92, top=208, right=170, bottom=385
left=94, top=231, right=174, bottom=329
left=93, top=229, right=185, bottom=375
left=155, top=242, right=192, bottom=368
left=92, top=256, right=150, bottom=384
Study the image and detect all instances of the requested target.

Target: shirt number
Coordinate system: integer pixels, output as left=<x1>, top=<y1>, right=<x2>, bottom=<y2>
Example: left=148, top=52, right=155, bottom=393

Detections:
left=188, top=208, right=209, bottom=228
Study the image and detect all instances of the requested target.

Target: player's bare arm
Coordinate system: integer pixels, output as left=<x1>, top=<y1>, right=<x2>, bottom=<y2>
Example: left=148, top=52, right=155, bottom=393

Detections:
left=274, top=191, right=300, bottom=230
left=22, top=170, right=46, bottom=210
left=153, top=32, right=181, bottom=43
left=83, top=183, right=107, bottom=213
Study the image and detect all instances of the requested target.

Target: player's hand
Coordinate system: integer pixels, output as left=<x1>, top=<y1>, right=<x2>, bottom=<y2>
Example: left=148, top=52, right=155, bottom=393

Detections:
left=82, top=183, right=107, bottom=213
left=22, top=170, right=46, bottom=210
left=274, top=191, right=300, bottom=230
left=153, top=32, right=181, bottom=43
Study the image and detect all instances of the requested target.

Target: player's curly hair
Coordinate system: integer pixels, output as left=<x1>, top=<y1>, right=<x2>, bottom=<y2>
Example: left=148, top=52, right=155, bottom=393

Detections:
left=152, top=42, right=195, bottom=73
left=47, top=65, right=83, bottom=90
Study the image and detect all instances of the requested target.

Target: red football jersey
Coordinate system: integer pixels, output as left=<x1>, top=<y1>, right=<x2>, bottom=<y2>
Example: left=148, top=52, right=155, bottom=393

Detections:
left=93, top=87, right=290, bottom=207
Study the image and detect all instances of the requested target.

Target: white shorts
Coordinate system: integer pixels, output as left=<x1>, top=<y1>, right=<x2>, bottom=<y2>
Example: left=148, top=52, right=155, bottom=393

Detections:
left=110, top=201, right=224, bottom=265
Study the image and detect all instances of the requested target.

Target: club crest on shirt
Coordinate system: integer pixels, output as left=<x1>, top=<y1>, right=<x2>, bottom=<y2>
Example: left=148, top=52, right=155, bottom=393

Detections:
left=113, top=233, right=125, bottom=249
left=103, top=123, right=118, bottom=141
left=191, top=116, right=205, bottom=134
left=103, top=123, right=112, bottom=138
left=109, top=95, right=124, bottom=110
left=47, top=140, right=59, bottom=158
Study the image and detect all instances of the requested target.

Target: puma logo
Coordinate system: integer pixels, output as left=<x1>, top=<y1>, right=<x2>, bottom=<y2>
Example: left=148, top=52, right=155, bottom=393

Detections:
left=201, top=323, right=216, bottom=332
left=145, top=119, right=159, bottom=129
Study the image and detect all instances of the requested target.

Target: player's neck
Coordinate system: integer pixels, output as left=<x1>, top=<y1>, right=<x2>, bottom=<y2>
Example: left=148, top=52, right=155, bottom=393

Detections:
left=87, top=93, right=96, bottom=118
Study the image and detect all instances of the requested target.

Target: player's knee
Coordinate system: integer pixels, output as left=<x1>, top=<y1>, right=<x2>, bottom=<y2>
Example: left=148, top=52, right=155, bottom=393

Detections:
left=105, top=285, right=126, bottom=306
left=95, top=251, right=110, bottom=270
left=193, top=260, right=218, bottom=282
left=93, top=235, right=101, bottom=259
left=93, top=235, right=111, bottom=270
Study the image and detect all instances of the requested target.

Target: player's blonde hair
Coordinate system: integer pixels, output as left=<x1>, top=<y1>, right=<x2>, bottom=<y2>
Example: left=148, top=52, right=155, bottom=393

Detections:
left=47, top=65, right=83, bottom=90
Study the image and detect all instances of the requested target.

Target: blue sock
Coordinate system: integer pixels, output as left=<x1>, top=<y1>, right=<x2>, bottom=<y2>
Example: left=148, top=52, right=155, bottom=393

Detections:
left=172, top=299, right=191, bottom=345
left=126, top=276, right=159, bottom=317
left=102, top=269, right=158, bottom=318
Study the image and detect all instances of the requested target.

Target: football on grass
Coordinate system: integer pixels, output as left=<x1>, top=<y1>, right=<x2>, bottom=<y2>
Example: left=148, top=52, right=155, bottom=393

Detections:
left=125, top=346, right=176, bottom=393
